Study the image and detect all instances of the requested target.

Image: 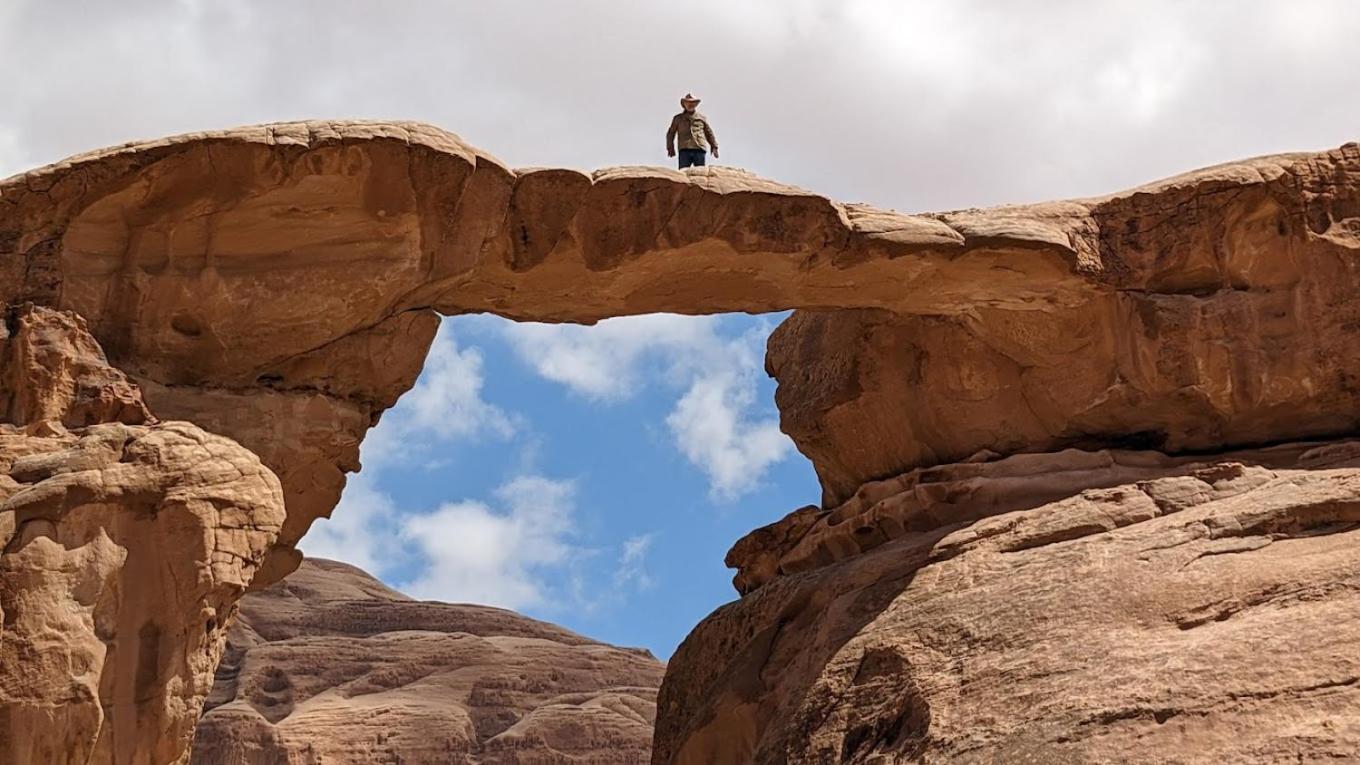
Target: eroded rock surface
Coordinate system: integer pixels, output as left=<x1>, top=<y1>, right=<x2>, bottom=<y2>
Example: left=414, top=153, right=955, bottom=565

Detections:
left=0, top=303, right=151, bottom=428
left=0, top=305, right=284, bottom=765
left=728, top=439, right=1360, bottom=595
left=4, top=122, right=1357, bottom=582
left=656, top=441, right=1360, bottom=764
left=191, top=558, right=664, bottom=764
left=772, top=141, right=1360, bottom=503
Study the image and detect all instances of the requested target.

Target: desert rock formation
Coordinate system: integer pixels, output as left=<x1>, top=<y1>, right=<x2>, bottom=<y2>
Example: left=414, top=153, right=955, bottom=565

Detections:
left=3, top=122, right=1360, bottom=763
left=0, top=304, right=284, bottom=765
left=190, top=558, right=664, bottom=764
left=657, top=441, right=1360, bottom=763
left=5, top=122, right=1356, bottom=582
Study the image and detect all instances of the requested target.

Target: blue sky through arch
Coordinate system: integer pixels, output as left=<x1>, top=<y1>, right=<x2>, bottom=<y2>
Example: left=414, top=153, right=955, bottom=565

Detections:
left=300, top=312, right=821, bottom=658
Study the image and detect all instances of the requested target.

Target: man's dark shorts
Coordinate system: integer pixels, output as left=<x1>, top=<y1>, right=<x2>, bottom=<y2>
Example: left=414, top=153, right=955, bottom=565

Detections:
left=678, top=149, right=706, bottom=169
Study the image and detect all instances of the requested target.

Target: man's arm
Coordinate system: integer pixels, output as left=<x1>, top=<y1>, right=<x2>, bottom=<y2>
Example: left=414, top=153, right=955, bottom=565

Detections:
left=666, top=115, right=678, bottom=157
left=704, top=119, right=718, bottom=159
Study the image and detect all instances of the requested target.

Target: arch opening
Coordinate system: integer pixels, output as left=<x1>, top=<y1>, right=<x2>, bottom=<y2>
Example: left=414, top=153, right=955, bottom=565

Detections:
left=299, top=311, right=820, bottom=657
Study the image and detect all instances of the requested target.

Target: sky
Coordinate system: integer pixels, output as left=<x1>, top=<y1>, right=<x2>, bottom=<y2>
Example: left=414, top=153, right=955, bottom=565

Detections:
left=5, top=0, right=1360, bottom=658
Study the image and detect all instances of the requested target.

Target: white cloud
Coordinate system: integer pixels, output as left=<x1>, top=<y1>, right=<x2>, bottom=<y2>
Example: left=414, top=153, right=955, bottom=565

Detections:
left=500, top=315, right=718, bottom=401
left=302, top=319, right=517, bottom=568
left=5, top=2, right=1359, bottom=211
left=395, top=321, right=517, bottom=440
left=0, top=126, right=23, bottom=181
left=304, top=461, right=657, bottom=616
left=397, top=476, right=579, bottom=610
left=298, top=469, right=398, bottom=574
left=668, top=369, right=791, bottom=501
left=362, top=321, right=517, bottom=467
left=296, top=316, right=669, bottom=617
left=614, top=533, right=656, bottom=592
left=501, top=315, right=793, bottom=499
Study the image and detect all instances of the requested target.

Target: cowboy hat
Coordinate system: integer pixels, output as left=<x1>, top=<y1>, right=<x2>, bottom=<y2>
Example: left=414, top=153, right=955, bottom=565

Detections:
left=680, top=93, right=701, bottom=105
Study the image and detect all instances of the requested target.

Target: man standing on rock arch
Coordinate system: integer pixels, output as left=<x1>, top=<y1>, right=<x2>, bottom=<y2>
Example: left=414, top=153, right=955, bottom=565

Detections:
left=666, top=93, right=719, bottom=169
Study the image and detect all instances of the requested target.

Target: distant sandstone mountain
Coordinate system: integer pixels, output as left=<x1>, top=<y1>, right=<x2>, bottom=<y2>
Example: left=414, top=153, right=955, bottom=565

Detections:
left=190, top=558, right=664, bottom=764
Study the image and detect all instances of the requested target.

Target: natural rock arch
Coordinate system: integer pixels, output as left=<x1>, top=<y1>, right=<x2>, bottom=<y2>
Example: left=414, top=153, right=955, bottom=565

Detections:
left=3, top=121, right=1358, bottom=584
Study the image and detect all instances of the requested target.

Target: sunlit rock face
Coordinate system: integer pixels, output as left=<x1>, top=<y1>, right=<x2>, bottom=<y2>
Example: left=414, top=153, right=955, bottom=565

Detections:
left=0, top=304, right=284, bottom=765
left=190, top=558, right=664, bottom=764
left=4, top=124, right=1360, bottom=764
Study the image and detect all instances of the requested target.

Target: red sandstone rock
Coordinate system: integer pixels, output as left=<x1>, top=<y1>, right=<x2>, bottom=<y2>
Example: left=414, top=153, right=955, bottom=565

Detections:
left=0, top=303, right=151, bottom=428
left=727, top=439, right=1360, bottom=595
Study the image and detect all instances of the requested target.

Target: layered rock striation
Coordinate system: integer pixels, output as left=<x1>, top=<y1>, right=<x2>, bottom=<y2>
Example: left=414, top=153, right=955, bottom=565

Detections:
left=191, top=558, right=665, bottom=764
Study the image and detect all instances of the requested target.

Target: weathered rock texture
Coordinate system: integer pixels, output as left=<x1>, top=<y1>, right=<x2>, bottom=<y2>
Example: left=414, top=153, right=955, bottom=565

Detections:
left=727, top=439, right=1360, bottom=595
left=4, top=122, right=1357, bottom=582
left=771, top=150, right=1360, bottom=502
left=0, top=304, right=284, bottom=765
left=657, top=441, right=1360, bottom=763
left=191, top=557, right=664, bottom=764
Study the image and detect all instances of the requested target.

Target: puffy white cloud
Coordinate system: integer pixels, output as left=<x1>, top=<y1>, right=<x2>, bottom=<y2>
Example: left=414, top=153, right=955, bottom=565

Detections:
left=614, top=534, right=656, bottom=592
left=396, top=322, right=517, bottom=440
left=397, top=476, right=579, bottom=609
left=297, top=469, right=398, bottom=575
left=293, top=316, right=670, bottom=615
left=362, top=321, right=517, bottom=467
left=304, top=462, right=657, bottom=615
left=501, top=315, right=793, bottom=499
left=302, top=319, right=517, bottom=568
left=667, top=369, right=791, bottom=501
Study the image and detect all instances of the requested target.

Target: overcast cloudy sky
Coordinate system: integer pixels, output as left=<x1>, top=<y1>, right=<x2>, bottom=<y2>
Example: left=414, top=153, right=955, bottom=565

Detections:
left=6, top=0, right=1360, bottom=657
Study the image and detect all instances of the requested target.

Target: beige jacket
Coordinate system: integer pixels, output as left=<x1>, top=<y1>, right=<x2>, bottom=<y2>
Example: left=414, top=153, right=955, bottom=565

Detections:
left=667, top=111, right=718, bottom=152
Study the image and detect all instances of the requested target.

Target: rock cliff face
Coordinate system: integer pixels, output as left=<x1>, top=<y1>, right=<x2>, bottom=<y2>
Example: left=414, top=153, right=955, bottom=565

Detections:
left=657, top=441, right=1360, bottom=763
left=190, top=558, right=664, bottom=764
left=3, top=123, right=1360, bottom=763
left=0, top=304, right=284, bottom=765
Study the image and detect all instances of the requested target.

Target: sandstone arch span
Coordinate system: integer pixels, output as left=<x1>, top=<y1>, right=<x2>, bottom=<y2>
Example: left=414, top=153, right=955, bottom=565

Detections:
left=3, top=121, right=1358, bottom=582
